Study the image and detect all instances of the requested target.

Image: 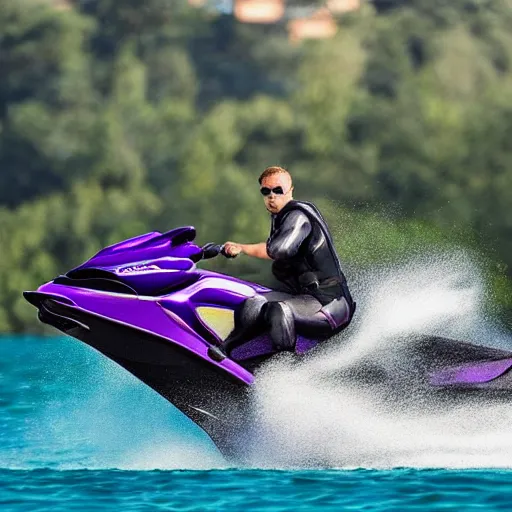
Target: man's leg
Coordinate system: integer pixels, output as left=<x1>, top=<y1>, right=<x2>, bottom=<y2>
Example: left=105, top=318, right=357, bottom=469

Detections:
left=208, top=292, right=350, bottom=361
left=264, top=301, right=296, bottom=351
left=263, top=295, right=329, bottom=351
left=291, top=295, right=351, bottom=338
left=222, top=295, right=267, bottom=355
left=208, top=291, right=292, bottom=361
left=265, top=295, right=351, bottom=351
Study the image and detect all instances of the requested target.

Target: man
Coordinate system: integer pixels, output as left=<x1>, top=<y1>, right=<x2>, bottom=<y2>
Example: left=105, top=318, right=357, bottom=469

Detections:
left=208, top=166, right=355, bottom=361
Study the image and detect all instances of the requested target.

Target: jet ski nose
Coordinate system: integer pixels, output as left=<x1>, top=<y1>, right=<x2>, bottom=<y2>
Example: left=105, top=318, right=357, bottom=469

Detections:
left=23, top=291, right=76, bottom=309
left=23, top=291, right=43, bottom=308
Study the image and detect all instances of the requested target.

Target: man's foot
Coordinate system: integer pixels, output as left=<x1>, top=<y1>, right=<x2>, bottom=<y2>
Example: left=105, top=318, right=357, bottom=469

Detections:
left=208, top=345, right=227, bottom=362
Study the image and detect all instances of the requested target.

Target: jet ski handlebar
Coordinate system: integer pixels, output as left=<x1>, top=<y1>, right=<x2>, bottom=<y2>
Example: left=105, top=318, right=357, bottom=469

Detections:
left=200, top=243, right=237, bottom=260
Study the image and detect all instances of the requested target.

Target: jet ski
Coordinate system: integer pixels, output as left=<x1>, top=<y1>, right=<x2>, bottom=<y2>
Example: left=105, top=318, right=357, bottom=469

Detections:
left=23, top=226, right=512, bottom=460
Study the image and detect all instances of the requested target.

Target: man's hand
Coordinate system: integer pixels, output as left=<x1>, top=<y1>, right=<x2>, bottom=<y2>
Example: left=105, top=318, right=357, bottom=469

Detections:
left=223, top=241, right=271, bottom=260
left=223, top=241, right=243, bottom=257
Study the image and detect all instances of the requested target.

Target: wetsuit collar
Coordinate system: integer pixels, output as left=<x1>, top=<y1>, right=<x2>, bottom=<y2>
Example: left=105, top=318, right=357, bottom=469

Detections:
left=272, top=200, right=298, bottom=218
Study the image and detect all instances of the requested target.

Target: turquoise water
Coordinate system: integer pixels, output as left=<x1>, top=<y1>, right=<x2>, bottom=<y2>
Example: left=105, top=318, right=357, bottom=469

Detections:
left=2, top=468, right=512, bottom=511
left=2, top=335, right=512, bottom=510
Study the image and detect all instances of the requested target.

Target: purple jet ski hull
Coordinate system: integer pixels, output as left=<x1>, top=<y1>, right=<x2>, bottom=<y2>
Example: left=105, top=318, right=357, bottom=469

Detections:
left=430, top=358, right=512, bottom=386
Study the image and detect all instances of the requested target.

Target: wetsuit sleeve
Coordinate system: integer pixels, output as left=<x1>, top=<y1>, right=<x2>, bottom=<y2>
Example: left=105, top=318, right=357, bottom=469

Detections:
left=267, top=210, right=311, bottom=260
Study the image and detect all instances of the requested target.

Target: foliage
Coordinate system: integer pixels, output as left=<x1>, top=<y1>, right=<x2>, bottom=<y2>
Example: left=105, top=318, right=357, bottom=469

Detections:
left=0, top=0, right=511, bottom=331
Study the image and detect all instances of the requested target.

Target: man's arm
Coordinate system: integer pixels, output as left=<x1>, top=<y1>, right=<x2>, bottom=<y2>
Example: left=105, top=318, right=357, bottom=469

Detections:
left=240, top=242, right=271, bottom=259
left=224, top=211, right=311, bottom=260
left=266, top=211, right=311, bottom=260
left=224, top=241, right=271, bottom=259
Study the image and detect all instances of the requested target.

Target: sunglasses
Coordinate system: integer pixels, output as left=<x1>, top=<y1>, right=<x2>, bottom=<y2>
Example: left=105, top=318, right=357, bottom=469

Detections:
left=260, top=186, right=286, bottom=196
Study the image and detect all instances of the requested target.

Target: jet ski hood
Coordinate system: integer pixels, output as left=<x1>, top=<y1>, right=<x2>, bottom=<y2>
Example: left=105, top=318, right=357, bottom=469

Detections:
left=64, top=226, right=204, bottom=296
left=73, top=226, right=202, bottom=271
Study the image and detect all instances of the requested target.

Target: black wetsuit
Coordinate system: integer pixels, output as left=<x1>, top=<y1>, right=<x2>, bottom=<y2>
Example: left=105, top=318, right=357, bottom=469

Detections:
left=223, top=200, right=355, bottom=355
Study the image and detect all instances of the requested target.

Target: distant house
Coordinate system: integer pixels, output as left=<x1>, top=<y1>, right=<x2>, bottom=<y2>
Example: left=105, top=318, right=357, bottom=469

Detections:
left=187, top=0, right=362, bottom=42
left=287, top=7, right=338, bottom=44
left=233, top=0, right=285, bottom=24
left=327, top=0, right=360, bottom=14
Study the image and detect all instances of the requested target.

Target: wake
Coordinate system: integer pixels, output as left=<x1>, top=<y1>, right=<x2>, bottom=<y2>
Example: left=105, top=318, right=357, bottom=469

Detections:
left=247, top=251, right=512, bottom=468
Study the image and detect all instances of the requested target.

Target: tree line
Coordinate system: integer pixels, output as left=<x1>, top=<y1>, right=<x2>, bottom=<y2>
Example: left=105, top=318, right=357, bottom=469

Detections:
left=1, top=0, right=511, bottom=331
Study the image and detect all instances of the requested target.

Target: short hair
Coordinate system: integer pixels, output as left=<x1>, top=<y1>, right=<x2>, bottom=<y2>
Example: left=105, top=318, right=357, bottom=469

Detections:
left=258, top=166, right=291, bottom=185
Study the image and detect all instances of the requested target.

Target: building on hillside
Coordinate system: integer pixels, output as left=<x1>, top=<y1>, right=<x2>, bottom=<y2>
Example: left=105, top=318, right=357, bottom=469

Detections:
left=327, top=0, right=360, bottom=14
left=187, top=0, right=362, bottom=42
left=286, top=0, right=361, bottom=42
left=233, top=0, right=285, bottom=24
left=287, top=7, right=338, bottom=44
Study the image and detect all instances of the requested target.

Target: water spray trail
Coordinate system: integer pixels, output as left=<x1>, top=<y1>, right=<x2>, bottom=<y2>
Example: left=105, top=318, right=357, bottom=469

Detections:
left=248, top=252, right=512, bottom=469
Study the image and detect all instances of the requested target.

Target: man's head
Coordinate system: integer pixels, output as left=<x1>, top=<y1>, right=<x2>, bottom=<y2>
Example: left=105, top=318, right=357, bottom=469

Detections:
left=258, top=166, right=294, bottom=214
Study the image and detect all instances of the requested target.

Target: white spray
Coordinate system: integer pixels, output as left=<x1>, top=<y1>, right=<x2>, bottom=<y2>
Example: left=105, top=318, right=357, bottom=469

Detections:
left=246, top=251, right=512, bottom=469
